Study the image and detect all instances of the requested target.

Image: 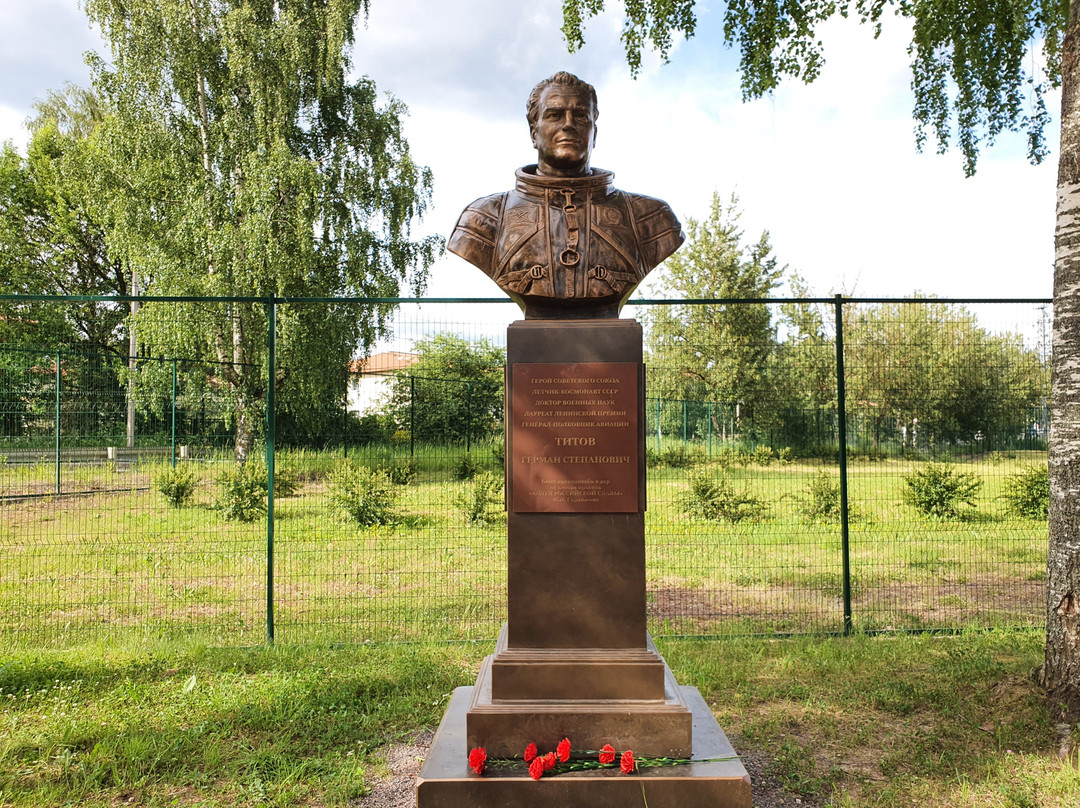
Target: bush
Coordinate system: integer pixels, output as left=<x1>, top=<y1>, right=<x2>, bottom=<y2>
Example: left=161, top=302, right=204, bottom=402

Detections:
left=660, top=446, right=692, bottom=468
left=777, top=447, right=793, bottom=465
left=328, top=464, right=398, bottom=526
left=903, top=461, right=982, bottom=518
left=157, top=465, right=199, bottom=507
left=713, top=447, right=742, bottom=469
left=1002, top=464, right=1049, bottom=519
left=214, top=463, right=267, bottom=522
left=682, top=470, right=767, bottom=523
left=751, top=445, right=775, bottom=466
left=455, top=452, right=479, bottom=480
left=455, top=471, right=505, bottom=523
left=238, top=459, right=301, bottom=497
left=800, top=469, right=841, bottom=522
left=378, top=458, right=418, bottom=485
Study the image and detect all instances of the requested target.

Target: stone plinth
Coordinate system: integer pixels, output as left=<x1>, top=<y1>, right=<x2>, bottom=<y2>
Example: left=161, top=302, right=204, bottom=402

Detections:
left=418, top=686, right=752, bottom=808
left=420, top=318, right=750, bottom=806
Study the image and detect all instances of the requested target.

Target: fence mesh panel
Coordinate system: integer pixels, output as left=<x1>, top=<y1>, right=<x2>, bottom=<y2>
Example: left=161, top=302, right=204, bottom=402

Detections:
left=0, top=297, right=1051, bottom=646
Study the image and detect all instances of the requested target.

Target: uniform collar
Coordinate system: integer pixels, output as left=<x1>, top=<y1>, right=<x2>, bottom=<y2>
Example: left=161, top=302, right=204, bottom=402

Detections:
left=514, top=165, right=615, bottom=201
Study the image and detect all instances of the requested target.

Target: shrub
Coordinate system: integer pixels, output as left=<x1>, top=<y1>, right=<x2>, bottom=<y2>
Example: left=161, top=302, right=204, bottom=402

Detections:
left=660, top=446, right=692, bottom=468
left=379, top=458, right=418, bottom=485
left=157, top=465, right=199, bottom=507
left=328, top=464, right=398, bottom=526
left=239, top=459, right=301, bottom=497
left=262, top=462, right=300, bottom=497
left=214, top=463, right=267, bottom=522
left=903, top=461, right=982, bottom=518
left=777, top=447, right=794, bottom=465
left=456, top=471, right=505, bottom=523
left=800, top=469, right=841, bottom=522
left=713, top=447, right=741, bottom=469
left=682, top=469, right=766, bottom=523
left=455, top=452, right=479, bottom=480
left=1002, top=464, right=1049, bottom=519
left=751, top=445, right=775, bottom=466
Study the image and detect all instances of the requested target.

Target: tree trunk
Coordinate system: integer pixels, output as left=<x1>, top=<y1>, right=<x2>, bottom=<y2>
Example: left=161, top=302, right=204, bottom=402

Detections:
left=235, top=391, right=256, bottom=464
left=1046, top=0, right=1080, bottom=716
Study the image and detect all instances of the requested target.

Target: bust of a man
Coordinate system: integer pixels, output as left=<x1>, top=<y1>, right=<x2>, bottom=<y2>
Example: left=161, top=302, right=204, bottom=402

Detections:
left=448, top=71, right=685, bottom=319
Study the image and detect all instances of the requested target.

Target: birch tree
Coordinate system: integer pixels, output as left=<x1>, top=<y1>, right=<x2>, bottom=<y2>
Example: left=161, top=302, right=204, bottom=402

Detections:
left=83, top=0, right=439, bottom=462
left=562, top=0, right=1079, bottom=713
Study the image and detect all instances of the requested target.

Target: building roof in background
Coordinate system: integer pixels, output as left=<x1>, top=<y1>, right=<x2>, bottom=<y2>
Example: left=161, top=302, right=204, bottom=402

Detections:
left=348, top=351, right=420, bottom=375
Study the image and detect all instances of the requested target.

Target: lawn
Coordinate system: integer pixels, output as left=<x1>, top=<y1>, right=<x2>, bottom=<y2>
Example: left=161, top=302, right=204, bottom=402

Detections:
left=0, top=631, right=1076, bottom=807
left=0, top=446, right=1049, bottom=646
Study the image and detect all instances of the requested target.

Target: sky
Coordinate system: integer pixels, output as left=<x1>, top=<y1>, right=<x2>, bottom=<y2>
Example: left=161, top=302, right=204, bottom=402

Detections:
left=0, top=0, right=1060, bottom=307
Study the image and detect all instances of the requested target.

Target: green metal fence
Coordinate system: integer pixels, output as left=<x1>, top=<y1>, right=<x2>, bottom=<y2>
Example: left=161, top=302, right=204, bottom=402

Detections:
left=0, top=294, right=1052, bottom=646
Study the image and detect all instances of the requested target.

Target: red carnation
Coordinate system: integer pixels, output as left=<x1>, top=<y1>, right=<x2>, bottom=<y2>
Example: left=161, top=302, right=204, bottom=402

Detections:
left=620, top=749, right=636, bottom=774
left=468, top=746, right=487, bottom=775
left=557, top=737, right=571, bottom=763
left=598, top=744, right=616, bottom=764
left=528, top=757, right=545, bottom=780
left=542, top=751, right=557, bottom=771
left=524, top=742, right=538, bottom=763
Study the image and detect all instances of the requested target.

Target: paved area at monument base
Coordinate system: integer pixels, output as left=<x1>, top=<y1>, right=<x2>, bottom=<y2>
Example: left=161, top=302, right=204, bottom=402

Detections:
left=416, top=685, right=752, bottom=808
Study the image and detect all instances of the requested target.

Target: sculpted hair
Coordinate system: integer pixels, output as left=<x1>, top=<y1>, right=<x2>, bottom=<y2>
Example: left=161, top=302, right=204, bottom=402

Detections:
left=526, top=71, right=598, bottom=128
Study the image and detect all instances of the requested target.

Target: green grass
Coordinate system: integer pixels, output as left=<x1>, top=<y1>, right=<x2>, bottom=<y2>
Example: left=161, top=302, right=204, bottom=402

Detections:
left=0, top=447, right=1049, bottom=646
left=0, top=631, right=1075, bottom=807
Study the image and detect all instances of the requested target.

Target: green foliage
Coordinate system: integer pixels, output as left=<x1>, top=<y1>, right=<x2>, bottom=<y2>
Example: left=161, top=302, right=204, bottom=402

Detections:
left=845, top=302, right=1046, bottom=448
left=800, top=469, right=841, bottom=523
left=0, top=86, right=127, bottom=356
left=560, top=0, right=1065, bottom=175
left=644, top=193, right=784, bottom=434
left=155, top=465, right=199, bottom=507
left=903, top=461, right=983, bottom=518
left=81, top=0, right=440, bottom=461
left=384, top=334, right=505, bottom=445
left=1002, top=464, right=1049, bottom=519
left=751, top=444, right=775, bottom=466
left=682, top=469, right=767, bottom=523
left=379, top=457, right=418, bottom=485
left=455, top=452, right=479, bottom=480
left=214, top=462, right=267, bottom=522
left=455, top=471, right=505, bottom=524
left=327, top=464, right=398, bottom=526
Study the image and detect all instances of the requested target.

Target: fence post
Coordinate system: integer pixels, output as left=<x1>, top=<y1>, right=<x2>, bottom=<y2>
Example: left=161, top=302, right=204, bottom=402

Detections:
left=266, top=295, right=276, bottom=645
left=409, top=375, right=415, bottom=458
left=682, top=399, right=687, bottom=446
left=171, top=359, right=177, bottom=468
left=834, top=295, right=852, bottom=636
left=54, top=352, right=61, bottom=495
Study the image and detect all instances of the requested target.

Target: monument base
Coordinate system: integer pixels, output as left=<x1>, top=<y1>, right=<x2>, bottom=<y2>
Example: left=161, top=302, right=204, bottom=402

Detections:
left=417, top=685, right=752, bottom=808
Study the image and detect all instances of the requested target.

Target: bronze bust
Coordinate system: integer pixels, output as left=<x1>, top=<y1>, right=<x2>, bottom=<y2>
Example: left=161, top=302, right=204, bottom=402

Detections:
left=449, top=72, right=685, bottom=319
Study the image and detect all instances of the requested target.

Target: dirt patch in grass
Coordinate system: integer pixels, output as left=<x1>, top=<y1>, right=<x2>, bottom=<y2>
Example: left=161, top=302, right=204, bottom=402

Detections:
left=355, top=731, right=433, bottom=808
left=646, top=576, right=1043, bottom=634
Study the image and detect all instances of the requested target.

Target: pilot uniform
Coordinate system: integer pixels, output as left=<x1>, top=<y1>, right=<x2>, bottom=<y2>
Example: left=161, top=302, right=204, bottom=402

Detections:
left=449, top=166, right=684, bottom=318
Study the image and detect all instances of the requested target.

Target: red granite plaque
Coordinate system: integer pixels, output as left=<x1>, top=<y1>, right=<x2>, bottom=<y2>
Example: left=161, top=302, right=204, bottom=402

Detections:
left=510, top=362, right=638, bottom=513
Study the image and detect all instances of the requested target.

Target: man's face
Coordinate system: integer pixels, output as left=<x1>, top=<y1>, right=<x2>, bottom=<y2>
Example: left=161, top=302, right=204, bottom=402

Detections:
left=530, top=86, right=596, bottom=175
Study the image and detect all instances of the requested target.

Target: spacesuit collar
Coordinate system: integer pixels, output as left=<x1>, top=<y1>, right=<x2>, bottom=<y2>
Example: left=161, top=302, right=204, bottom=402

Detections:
left=515, top=165, right=615, bottom=200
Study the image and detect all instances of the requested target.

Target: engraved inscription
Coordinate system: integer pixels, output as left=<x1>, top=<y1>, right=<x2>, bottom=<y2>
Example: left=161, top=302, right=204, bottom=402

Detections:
left=511, top=362, right=639, bottom=513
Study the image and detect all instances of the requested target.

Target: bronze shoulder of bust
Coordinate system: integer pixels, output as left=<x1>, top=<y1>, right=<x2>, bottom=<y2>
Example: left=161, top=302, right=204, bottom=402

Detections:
left=448, top=72, right=685, bottom=320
